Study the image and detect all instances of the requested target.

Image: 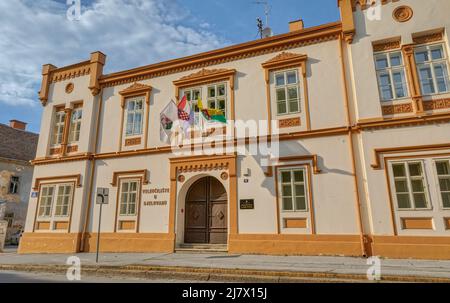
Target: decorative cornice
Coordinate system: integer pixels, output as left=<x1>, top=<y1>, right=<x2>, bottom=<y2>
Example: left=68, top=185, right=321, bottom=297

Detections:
left=371, top=143, right=450, bottom=170
left=50, top=61, right=91, bottom=83
left=99, top=22, right=342, bottom=88
left=111, top=170, right=149, bottom=187
left=423, top=98, right=450, bottom=111
left=169, top=154, right=237, bottom=181
left=350, top=0, right=399, bottom=11
left=381, top=103, right=413, bottom=115
left=33, top=174, right=82, bottom=190
left=413, top=31, right=444, bottom=45
left=173, top=68, right=236, bottom=89
left=261, top=52, right=307, bottom=70
left=119, top=82, right=152, bottom=96
left=373, top=39, right=401, bottom=52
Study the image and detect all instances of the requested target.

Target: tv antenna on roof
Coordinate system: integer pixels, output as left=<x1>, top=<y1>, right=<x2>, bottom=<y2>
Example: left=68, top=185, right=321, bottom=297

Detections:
left=254, top=1, right=271, bottom=27
left=254, top=1, right=273, bottom=39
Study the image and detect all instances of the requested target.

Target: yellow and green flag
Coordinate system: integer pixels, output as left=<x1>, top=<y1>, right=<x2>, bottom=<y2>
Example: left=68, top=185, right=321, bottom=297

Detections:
left=198, top=98, right=227, bottom=124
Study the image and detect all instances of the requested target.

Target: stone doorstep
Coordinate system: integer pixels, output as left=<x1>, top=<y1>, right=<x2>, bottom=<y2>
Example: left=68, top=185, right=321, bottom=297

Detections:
left=0, top=264, right=447, bottom=283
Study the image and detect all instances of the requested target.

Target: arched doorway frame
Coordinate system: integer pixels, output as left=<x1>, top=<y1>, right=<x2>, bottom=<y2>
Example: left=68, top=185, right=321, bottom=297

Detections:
left=169, top=154, right=237, bottom=247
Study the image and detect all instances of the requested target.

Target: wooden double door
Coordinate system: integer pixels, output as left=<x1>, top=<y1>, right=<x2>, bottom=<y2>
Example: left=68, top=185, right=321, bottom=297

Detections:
left=184, top=177, right=228, bottom=244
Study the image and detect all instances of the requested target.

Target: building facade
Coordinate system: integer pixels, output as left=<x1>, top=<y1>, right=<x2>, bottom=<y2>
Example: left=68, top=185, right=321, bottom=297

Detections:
left=0, top=120, right=38, bottom=245
left=19, top=0, right=450, bottom=259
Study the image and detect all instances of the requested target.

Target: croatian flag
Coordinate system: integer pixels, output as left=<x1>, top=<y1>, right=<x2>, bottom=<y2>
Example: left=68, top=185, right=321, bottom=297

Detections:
left=177, top=95, right=193, bottom=133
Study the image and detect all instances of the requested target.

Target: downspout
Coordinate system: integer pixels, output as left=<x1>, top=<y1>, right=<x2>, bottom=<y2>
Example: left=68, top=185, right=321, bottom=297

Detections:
left=338, top=34, right=368, bottom=257
left=79, top=90, right=103, bottom=252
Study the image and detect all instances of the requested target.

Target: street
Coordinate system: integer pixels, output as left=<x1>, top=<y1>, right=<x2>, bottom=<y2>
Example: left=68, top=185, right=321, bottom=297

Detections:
left=0, top=270, right=205, bottom=283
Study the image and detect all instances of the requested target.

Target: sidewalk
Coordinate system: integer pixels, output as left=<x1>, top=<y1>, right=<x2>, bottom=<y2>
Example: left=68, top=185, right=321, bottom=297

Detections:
left=1, top=247, right=450, bottom=282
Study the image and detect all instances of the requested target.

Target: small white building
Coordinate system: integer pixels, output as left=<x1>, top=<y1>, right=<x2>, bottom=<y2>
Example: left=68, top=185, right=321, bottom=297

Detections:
left=20, top=0, right=450, bottom=259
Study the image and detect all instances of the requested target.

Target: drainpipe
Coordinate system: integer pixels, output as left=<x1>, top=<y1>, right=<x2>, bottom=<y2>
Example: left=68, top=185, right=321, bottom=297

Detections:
left=79, top=91, right=103, bottom=252
left=338, top=34, right=368, bottom=257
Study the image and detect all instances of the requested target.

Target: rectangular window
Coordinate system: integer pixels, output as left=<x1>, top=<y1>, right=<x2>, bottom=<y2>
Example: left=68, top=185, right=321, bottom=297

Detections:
left=119, top=180, right=139, bottom=216
left=51, top=110, right=66, bottom=145
left=391, top=162, right=429, bottom=210
left=4, top=213, right=14, bottom=228
left=436, top=160, right=450, bottom=209
left=125, top=97, right=144, bottom=137
left=275, top=70, right=300, bottom=115
left=54, top=184, right=73, bottom=217
left=279, top=168, right=307, bottom=212
left=38, top=185, right=55, bottom=218
left=9, top=176, right=19, bottom=194
left=415, top=44, right=450, bottom=95
left=374, top=51, right=408, bottom=101
left=207, top=83, right=227, bottom=117
left=184, top=88, right=202, bottom=126
left=69, top=107, right=83, bottom=143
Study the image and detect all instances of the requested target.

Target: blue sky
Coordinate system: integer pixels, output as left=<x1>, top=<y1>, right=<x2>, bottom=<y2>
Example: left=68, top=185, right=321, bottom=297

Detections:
left=0, top=0, right=339, bottom=133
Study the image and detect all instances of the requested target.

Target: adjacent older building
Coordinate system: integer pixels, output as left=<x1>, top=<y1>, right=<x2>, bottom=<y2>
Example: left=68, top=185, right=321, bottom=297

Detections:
left=19, top=0, right=450, bottom=259
left=0, top=120, right=38, bottom=244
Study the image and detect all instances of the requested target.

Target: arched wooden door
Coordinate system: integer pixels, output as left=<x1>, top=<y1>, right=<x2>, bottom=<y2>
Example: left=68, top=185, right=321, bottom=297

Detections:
left=184, top=177, right=228, bottom=244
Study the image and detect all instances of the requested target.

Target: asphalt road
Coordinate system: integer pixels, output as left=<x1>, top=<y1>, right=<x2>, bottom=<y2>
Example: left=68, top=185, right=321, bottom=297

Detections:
left=0, top=270, right=204, bottom=283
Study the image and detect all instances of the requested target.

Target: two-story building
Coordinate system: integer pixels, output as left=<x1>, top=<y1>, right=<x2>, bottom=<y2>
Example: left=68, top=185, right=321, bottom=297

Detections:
left=19, top=0, right=450, bottom=259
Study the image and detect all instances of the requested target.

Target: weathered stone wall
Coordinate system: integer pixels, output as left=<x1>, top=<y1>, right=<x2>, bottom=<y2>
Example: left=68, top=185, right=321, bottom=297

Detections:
left=0, top=161, right=33, bottom=244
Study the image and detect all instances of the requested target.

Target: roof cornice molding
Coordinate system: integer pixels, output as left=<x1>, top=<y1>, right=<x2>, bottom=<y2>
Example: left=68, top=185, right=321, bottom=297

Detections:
left=99, top=21, right=342, bottom=88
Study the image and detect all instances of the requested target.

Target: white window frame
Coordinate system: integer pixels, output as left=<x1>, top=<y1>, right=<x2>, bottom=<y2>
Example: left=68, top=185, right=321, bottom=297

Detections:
left=207, top=83, right=227, bottom=117
left=37, top=183, right=74, bottom=220
left=182, top=87, right=202, bottom=126
left=38, top=185, right=55, bottom=218
left=274, top=69, right=301, bottom=116
left=374, top=51, right=409, bottom=101
left=118, top=179, right=140, bottom=217
left=125, top=97, right=144, bottom=137
left=434, top=159, right=450, bottom=210
left=278, top=167, right=308, bottom=212
left=69, top=107, right=83, bottom=143
left=181, top=83, right=229, bottom=128
left=390, top=161, right=432, bottom=211
left=415, top=43, right=450, bottom=95
left=51, top=110, right=66, bottom=146
left=53, top=184, right=74, bottom=218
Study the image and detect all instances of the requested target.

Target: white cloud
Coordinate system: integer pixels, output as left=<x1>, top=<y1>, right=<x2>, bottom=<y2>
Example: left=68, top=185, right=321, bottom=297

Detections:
left=0, top=0, right=226, bottom=107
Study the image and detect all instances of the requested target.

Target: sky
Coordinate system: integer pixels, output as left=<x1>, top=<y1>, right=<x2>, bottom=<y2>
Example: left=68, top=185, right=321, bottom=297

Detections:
left=0, top=0, right=340, bottom=133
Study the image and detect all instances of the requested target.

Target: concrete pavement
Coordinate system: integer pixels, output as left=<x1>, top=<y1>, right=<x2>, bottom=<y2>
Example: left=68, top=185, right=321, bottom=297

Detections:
left=1, top=246, right=450, bottom=282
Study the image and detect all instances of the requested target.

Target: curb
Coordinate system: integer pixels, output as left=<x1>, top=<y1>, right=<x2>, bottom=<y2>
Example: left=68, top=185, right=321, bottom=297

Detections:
left=0, top=264, right=449, bottom=283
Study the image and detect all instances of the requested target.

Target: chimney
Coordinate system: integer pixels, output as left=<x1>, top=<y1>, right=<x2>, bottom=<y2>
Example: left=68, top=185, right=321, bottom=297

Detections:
left=289, top=19, right=304, bottom=32
left=9, top=120, right=27, bottom=131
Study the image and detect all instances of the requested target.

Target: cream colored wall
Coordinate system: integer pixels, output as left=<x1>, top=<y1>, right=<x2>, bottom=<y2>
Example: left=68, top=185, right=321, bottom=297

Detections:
left=358, top=123, right=450, bottom=236
left=349, top=0, right=450, bottom=120
left=237, top=135, right=359, bottom=235
left=89, top=154, right=171, bottom=234
left=97, top=39, right=347, bottom=154
left=23, top=161, right=89, bottom=233
left=36, top=75, right=98, bottom=157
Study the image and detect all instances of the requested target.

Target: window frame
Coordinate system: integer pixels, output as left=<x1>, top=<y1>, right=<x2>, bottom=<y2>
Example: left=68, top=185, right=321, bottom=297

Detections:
left=9, top=176, right=19, bottom=194
left=118, top=178, right=140, bottom=217
left=274, top=69, right=301, bottom=116
left=37, top=185, right=56, bottom=219
left=68, top=106, right=83, bottom=143
left=389, top=160, right=432, bottom=211
left=374, top=50, right=409, bottom=102
left=124, top=96, right=145, bottom=137
left=51, top=110, right=66, bottom=146
left=414, top=43, right=450, bottom=96
left=434, top=159, right=450, bottom=210
left=182, top=87, right=202, bottom=127
left=278, top=167, right=309, bottom=213
left=180, top=83, right=229, bottom=128
left=53, top=183, right=74, bottom=218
